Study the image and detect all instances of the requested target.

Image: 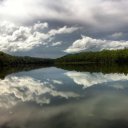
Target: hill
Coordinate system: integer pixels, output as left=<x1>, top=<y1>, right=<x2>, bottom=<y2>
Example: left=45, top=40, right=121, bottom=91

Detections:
left=56, top=49, right=128, bottom=64
left=0, top=51, right=53, bottom=66
left=1, top=49, right=128, bottom=67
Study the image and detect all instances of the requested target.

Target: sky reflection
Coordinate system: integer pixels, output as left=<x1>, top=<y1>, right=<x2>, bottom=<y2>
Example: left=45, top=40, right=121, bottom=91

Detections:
left=65, top=71, right=128, bottom=89
left=0, top=75, right=79, bottom=108
left=0, top=67, right=128, bottom=128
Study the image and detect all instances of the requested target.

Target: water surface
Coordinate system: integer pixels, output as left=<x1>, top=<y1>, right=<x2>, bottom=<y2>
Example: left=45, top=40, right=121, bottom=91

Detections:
left=0, top=66, right=128, bottom=128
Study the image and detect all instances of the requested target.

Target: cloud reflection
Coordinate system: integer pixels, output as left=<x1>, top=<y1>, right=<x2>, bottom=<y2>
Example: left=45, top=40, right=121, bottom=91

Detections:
left=0, top=76, right=79, bottom=108
left=65, top=71, right=128, bottom=89
left=0, top=68, right=128, bottom=128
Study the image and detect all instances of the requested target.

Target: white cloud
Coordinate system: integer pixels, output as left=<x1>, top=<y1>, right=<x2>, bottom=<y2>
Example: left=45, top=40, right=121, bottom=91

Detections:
left=65, top=71, right=128, bottom=89
left=51, top=42, right=62, bottom=47
left=49, top=26, right=79, bottom=36
left=0, top=21, right=78, bottom=52
left=65, top=36, right=128, bottom=53
left=0, top=75, right=79, bottom=108
left=33, top=22, right=48, bottom=31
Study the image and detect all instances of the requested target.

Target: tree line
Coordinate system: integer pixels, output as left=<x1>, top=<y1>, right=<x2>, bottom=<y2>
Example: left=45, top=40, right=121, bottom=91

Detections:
left=0, top=51, right=54, bottom=67
left=1, top=48, right=128, bottom=67
left=55, top=49, right=128, bottom=64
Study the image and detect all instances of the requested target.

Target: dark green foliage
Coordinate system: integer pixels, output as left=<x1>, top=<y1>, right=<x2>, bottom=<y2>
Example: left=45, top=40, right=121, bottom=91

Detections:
left=0, top=51, right=54, bottom=67
left=56, top=63, right=128, bottom=74
left=55, top=49, right=128, bottom=64
left=1, top=48, right=128, bottom=68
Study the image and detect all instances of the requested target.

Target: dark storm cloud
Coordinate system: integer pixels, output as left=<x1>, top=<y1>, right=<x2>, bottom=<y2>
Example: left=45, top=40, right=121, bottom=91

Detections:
left=1, top=0, right=128, bottom=31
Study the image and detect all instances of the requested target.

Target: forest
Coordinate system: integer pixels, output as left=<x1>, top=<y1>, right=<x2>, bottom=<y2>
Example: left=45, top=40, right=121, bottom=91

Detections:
left=0, top=51, right=53, bottom=66
left=55, top=49, right=128, bottom=64
left=1, top=49, right=128, bottom=67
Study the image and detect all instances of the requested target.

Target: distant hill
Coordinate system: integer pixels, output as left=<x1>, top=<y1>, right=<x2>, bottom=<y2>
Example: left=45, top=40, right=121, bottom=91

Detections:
left=1, top=49, right=128, bottom=67
left=56, top=49, right=128, bottom=64
left=0, top=51, right=53, bottom=66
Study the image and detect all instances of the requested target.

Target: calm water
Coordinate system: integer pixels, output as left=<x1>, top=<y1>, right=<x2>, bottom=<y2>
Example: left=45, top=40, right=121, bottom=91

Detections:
left=0, top=66, right=128, bottom=128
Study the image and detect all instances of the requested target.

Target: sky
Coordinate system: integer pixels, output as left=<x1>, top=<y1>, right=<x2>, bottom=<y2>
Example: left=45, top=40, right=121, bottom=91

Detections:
left=0, top=0, right=128, bottom=58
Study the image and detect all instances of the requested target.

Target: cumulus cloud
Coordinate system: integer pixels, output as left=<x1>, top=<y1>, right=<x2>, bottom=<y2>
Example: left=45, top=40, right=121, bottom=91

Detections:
left=1, top=0, right=128, bottom=56
left=0, top=21, right=78, bottom=52
left=65, top=36, right=128, bottom=53
left=65, top=71, right=128, bottom=89
left=0, top=76, right=79, bottom=108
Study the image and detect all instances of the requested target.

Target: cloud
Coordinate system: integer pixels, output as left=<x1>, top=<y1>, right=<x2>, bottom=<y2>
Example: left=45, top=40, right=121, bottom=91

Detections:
left=0, top=75, right=79, bottom=108
left=0, top=21, right=78, bottom=52
left=51, top=42, right=62, bottom=47
left=0, top=0, right=128, bottom=31
left=48, top=26, right=79, bottom=36
left=64, top=36, right=128, bottom=53
left=33, top=22, right=48, bottom=31
left=110, top=32, right=124, bottom=39
left=65, top=71, right=128, bottom=89
left=1, top=0, right=128, bottom=57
